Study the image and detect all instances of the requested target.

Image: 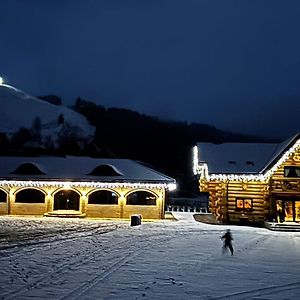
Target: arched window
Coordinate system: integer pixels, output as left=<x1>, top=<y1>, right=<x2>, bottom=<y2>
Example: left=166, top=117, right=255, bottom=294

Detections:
left=88, top=164, right=122, bottom=176
left=15, top=189, right=45, bottom=203
left=126, top=191, right=157, bottom=206
left=0, top=190, right=7, bottom=203
left=54, top=190, right=80, bottom=211
left=88, top=190, right=118, bottom=205
left=11, top=163, right=45, bottom=175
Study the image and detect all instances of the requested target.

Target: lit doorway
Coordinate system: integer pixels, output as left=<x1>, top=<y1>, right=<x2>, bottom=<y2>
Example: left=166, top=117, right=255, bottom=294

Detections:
left=276, top=198, right=300, bottom=222
left=54, top=190, right=80, bottom=211
left=284, top=201, right=293, bottom=222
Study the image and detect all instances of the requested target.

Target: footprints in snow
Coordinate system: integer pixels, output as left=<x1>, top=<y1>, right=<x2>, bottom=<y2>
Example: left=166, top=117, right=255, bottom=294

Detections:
left=136, top=278, right=184, bottom=299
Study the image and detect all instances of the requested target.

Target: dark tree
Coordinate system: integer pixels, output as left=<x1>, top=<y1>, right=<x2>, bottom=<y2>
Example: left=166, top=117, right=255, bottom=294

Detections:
left=31, top=117, right=42, bottom=143
left=38, top=95, right=62, bottom=105
left=11, top=127, right=33, bottom=147
left=58, top=114, right=64, bottom=125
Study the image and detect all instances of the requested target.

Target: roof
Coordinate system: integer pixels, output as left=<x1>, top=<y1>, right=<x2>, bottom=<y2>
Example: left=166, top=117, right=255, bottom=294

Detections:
left=261, top=133, right=300, bottom=173
left=196, top=133, right=300, bottom=174
left=0, top=156, right=175, bottom=184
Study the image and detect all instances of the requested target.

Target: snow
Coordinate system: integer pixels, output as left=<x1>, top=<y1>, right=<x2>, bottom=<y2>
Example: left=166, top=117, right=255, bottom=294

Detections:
left=196, top=142, right=279, bottom=173
left=1, top=215, right=300, bottom=299
left=0, top=156, right=176, bottom=183
left=0, top=84, right=95, bottom=143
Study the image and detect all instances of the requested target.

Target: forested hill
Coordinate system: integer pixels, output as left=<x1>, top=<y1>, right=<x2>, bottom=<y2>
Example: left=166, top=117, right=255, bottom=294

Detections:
left=0, top=87, right=275, bottom=194
left=72, top=97, right=274, bottom=195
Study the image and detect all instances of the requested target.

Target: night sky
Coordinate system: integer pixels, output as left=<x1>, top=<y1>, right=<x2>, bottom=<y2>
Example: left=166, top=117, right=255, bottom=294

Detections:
left=1, top=0, right=300, bottom=139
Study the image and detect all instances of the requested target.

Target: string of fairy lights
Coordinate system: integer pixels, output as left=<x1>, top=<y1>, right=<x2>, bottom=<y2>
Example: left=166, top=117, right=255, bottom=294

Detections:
left=0, top=180, right=177, bottom=191
left=193, top=138, right=300, bottom=182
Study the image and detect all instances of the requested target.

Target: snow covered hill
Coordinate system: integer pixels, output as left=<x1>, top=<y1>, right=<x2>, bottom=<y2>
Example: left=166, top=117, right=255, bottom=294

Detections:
left=0, top=84, right=95, bottom=147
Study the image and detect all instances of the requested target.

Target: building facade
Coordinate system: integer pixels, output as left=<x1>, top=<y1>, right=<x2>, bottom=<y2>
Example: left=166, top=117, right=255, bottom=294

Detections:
left=193, top=134, right=300, bottom=225
left=0, top=156, right=176, bottom=219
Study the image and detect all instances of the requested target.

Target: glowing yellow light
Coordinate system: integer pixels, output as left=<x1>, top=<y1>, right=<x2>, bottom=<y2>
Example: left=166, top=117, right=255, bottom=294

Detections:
left=63, top=182, right=71, bottom=190
left=2, top=180, right=173, bottom=190
left=0, top=77, right=3, bottom=85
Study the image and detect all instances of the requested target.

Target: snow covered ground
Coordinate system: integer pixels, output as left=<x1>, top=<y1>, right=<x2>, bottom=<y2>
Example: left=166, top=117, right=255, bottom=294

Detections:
left=0, top=215, right=300, bottom=300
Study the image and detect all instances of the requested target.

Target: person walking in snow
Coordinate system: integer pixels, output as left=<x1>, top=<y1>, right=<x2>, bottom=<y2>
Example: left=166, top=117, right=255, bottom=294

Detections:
left=221, top=229, right=234, bottom=255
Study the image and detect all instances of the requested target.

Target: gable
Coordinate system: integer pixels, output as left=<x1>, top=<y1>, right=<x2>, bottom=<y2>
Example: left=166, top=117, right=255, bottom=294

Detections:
left=271, top=146, right=300, bottom=179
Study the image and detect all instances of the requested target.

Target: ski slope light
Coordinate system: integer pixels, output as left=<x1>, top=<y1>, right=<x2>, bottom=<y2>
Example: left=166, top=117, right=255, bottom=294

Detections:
left=0, top=77, right=3, bottom=85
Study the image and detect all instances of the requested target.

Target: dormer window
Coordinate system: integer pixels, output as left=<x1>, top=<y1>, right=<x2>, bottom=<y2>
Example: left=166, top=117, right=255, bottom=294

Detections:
left=88, top=164, right=122, bottom=176
left=246, top=161, right=254, bottom=166
left=284, top=166, right=300, bottom=178
left=11, top=163, right=46, bottom=175
left=228, top=161, right=236, bottom=165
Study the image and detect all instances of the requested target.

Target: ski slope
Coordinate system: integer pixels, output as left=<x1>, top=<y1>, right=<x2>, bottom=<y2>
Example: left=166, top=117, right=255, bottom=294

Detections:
left=0, top=84, right=94, bottom=142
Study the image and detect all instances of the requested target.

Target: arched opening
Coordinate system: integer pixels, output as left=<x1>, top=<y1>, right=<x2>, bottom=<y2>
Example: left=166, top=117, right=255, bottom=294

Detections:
left=15, top=189, right=45, bottom=203
left=126, top=191, right=157, bottom=206
left=88, top=190, right=118, bottom=205
left=54, top=190, right=80, bottom=211
left=0, top=190, right=7, bottom=202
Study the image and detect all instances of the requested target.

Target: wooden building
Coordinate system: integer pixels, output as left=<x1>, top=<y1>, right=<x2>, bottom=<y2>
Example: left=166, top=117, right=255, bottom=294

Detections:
left=0, top=156, right=176, bottom=219
left=193, top=134, right=300, bottom=225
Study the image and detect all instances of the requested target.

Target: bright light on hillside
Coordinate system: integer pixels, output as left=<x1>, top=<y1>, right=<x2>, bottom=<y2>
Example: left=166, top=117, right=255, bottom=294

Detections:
left=0, top=77, right=3, bottom=85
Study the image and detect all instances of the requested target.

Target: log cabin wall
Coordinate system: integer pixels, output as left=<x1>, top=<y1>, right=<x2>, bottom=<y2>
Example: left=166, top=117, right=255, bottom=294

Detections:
left=200, top=178, right=268, bottom=224
left=269, top=148, right=300, bottom=221
left=226, top=180, right=268, bottom=224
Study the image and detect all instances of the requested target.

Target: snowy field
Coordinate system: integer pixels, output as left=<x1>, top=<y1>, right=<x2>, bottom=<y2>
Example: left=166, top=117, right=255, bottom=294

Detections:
left=0, top=215, right=300, bottom=300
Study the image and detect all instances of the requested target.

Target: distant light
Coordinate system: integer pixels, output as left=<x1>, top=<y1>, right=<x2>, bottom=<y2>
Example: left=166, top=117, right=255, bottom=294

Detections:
left=0, top=77, right=3, bottom=85
left=167, top=183, right=176, bottom=191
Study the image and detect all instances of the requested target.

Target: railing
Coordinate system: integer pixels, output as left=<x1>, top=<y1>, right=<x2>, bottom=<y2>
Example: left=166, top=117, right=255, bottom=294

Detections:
left=165, top=205, right=208, bottom=213
left=270, top=178, right=300, bottom=193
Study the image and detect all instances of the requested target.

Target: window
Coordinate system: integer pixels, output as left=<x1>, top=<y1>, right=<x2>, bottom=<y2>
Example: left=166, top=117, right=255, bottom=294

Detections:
left=284, top=166, right=300, bottom=178
left=236, top=198, right=253, bottom=212
left=88, top=190, right=118, bottom=205
left=0, top=190, right=7, bottom=203
left=88, top=165, right=122, bottom=176
left=126, top=191, right=157, bottom=206
left=11, top=163, right=45, bottom=175
left=15, top=189, right=45, bottom=203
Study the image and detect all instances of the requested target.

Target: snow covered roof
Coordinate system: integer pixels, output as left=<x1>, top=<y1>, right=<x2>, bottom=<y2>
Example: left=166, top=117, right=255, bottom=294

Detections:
left=0, top=156, right=175, bottom=184
left=196, top=133, right=300, bottom=174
